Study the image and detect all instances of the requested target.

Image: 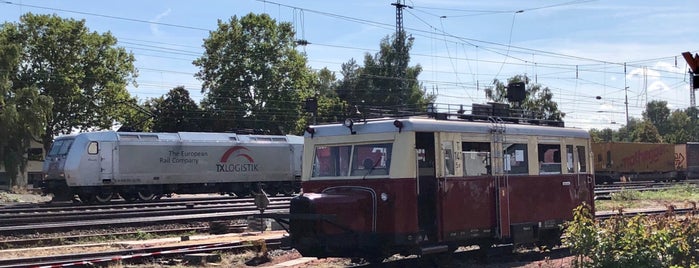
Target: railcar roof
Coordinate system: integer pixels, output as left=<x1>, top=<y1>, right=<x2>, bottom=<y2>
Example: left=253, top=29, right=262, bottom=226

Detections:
left=306, top=117, right=590, bottom=139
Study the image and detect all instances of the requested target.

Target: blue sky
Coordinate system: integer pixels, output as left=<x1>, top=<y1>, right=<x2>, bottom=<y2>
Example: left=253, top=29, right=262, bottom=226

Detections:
left=1, top=0, right=698, bottom=130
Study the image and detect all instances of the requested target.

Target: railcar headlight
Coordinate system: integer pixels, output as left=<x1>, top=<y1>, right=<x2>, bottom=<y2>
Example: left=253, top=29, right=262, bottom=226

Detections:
left=380, top=192, right=389, bottom=202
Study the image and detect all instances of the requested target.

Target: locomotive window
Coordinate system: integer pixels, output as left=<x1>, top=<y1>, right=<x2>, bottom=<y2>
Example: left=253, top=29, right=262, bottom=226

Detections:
left=504, top=143, right=528, bottom=175
left=538, top=144, right=562, bottom=174
left=88, top=141, right=98, bottom=155
left=312, top=145, right=351, bottom=177
left=577, top=145, right=588, bottom=172
left=48, top=139, right=74, bottom=156
left=350, top=143, right=392, bottom=176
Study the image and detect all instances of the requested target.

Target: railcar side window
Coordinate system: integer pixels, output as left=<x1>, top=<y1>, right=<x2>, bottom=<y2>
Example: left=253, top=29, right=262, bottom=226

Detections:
left=504, top=143, right=528, bottom=175
left=48, top=139, right=74, bottom=156
left=566, top=145, right=574, bottom=173
left=88, top=141, right=99, bottom=155
left=577, top=145, right=588, bottom=172
left=350, top=143, right=392, bottom=176
left=538, top=144, right=562, bottom=174
left=312, top=145, right=351, bottom=177
left=462, top=142, right=491, bottom=176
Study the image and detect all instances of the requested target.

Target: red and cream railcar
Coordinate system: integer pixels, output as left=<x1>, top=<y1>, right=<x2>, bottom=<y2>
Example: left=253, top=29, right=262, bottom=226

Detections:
left=285, top=116, right=594, bottom=261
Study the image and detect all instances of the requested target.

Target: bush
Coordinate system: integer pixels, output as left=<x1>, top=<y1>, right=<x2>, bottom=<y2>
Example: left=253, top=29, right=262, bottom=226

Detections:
left=564, top=204, right=699, bottom=268
left=610, top=189, right=640, bottom=201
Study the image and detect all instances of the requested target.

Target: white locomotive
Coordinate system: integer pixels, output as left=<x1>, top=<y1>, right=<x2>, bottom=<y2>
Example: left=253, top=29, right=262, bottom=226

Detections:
left=41, top=131, right=303, bottom=203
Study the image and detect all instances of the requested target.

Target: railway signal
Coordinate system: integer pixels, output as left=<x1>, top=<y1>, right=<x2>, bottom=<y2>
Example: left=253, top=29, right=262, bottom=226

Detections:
left=681, top=51, right=699, bottom=107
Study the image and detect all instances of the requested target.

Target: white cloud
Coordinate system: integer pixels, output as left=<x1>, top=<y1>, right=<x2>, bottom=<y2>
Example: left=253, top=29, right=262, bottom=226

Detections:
left=648, top=80, right=671, bottom=92
left=150, top=8, right=172, bottom=36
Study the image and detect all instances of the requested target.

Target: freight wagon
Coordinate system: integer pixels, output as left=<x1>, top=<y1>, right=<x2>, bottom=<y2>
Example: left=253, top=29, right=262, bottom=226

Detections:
left=41, top=131, right=303, bottom=203
left=592, top=142, right=699, bottom=184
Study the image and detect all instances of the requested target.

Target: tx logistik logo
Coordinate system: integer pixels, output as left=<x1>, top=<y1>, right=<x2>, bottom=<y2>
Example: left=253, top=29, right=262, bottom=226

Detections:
left=216, top=146, right=259, bottom=172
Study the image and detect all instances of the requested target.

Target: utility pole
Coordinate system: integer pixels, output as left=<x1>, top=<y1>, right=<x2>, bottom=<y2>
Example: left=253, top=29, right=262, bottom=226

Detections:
left=391, top=0, right=410, bottom=36
left=624, top=86, right=629, bottom=126
left=391, top=0, right=411, bottom=108
left=624, top=63, right=629, bottom=126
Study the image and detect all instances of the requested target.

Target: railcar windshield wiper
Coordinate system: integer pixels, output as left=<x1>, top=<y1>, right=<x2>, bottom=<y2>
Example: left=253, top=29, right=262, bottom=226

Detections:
left=362, top=159, right=380, bottom=180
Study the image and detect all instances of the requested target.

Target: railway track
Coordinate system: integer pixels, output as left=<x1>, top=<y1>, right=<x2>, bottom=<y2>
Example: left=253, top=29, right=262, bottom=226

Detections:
left=594, top=180, right=699, bottom=199
left=0, top=196, right=290, bottom=233
left=0, top=236, right=283, bottom=268
left=0, top=204, right=691, bottom=268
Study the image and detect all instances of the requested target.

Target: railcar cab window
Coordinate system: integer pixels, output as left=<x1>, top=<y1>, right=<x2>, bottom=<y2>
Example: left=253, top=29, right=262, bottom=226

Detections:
left=312, top=143, right=393, bottom=178
left=351, top=143, right=392, bottom=176
left=538, top=144, right=562, bottom=174
left=48, top=139, right=74, bottom=156
left=504, top=143, right=528, bottom=175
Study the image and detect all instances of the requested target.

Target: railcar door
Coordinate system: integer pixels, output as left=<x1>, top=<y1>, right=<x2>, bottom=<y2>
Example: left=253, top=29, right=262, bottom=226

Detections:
left=415, top=132, right=438, bottom=242
left=100, top=142, right=115, bottom=181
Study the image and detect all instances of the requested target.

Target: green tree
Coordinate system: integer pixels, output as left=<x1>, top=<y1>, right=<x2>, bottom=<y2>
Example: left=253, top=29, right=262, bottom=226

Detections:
left=642, top=100, right=671, bottom=137
left=616, top=117, right=641, bottom=142
left=337, top=32, right=434, bottom=115
left=150, top=86, right=201, bottom=132
left=0, top=13, right=138, bottom=152
left=664, top=109, right=692, bottom=144
left=0, top=42, right=53, bottom=185
left=194, top=13, right=315, bottom=134
left=589, top=128, right=616, bottom=142
left=297, top=68, right=347, bottom=128
left=633, top=121, right=662, bottom=143
left=485, top=75, right=564, bottom=121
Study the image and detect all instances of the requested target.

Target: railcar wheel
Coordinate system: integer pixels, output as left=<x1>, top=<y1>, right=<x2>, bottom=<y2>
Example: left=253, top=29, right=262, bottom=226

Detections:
left=94, top=192, right=114, bottom=204
left=137, top=191, right=156, bottom=201
left=364, top=256, right=384, bottom=264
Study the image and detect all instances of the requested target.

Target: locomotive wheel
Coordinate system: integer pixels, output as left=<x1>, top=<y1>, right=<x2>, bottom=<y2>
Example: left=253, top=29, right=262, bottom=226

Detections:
left=137, top=191, right=156, bottom=201
left=280, top=183, right=294, bottom=196
left=78, top=194, right=95, bottom=204
left=120, top=192, right=138, bottom=202
left=94, top=192, right=114, bottom=204
left=234, top=189, right=250, bottom=198
left=265, top=187, right=279, bottom=197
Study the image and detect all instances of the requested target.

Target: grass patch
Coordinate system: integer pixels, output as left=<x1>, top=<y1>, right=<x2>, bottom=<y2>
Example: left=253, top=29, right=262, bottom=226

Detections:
left=596, top=184, right=699, bottom=211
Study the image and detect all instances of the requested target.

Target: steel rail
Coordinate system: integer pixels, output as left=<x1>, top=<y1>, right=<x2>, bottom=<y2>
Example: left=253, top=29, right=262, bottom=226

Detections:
left=0, top=237, right=282, bottom=268
left=0, top=208, right=288, bottom=233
